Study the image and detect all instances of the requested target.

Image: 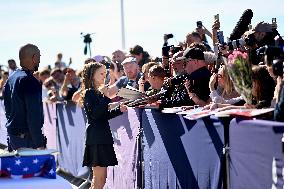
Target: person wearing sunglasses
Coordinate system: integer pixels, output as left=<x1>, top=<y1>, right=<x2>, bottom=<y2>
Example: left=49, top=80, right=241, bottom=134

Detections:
left=205, top=65, right=243, bottom=110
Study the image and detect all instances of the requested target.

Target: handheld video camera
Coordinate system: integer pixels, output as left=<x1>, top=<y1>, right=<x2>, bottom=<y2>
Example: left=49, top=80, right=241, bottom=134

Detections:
left=162, top=45, right=183, bottom=58
left=162, top=33, right=182, bottom=58
left=196, top=21, right=203, bottom=29
left=257, top=45, right=284, bottom=76
left=217, top=31, right=257, bottom=51
left=164, top=33, right=174, bottom=41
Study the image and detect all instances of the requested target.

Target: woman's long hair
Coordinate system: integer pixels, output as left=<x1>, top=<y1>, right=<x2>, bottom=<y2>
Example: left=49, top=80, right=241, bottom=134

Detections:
left=78, top=62, right=105, bottom=106
left=252, top=66, right=275, bottom=102
left=220, top=65, right=235, bottom=96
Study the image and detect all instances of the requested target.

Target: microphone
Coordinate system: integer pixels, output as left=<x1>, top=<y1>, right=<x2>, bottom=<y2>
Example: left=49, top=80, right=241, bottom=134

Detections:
left=229, top=9, right=253, bottom=41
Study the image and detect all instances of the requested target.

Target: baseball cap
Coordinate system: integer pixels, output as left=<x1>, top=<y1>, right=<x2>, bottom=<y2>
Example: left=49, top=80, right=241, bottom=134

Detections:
left=246, top=21, right=273, bottom=35
left=121, top=57, right=137, bottom=65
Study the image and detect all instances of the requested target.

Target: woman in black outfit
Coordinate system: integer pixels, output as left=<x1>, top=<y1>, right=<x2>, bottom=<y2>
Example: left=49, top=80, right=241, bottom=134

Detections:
left=79, top=62, right=127, bottom=189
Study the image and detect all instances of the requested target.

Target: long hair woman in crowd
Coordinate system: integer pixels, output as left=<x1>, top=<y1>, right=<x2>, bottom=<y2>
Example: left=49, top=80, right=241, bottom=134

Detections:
left=250, top=66, right=275, bottom=108
left=214, top=66, right=275, bottom=111
left=205, top=65, right=243, bottom=110
left=79, top=62, right=127, bottom=189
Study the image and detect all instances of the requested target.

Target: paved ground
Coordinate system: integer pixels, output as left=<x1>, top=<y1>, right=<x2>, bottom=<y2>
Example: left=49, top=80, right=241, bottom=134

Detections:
left=57, top=169, right=91, bottom=189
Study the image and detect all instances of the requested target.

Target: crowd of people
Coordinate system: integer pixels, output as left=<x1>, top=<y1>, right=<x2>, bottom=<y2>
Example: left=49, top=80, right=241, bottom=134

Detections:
left=2, top=18, right=282, bottom=117
left=2, top=10, right=284, bottom=188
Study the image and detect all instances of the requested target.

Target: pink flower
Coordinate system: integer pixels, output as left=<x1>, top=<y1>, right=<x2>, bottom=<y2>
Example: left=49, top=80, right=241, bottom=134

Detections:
left=242, top=52, right=248, bottom=59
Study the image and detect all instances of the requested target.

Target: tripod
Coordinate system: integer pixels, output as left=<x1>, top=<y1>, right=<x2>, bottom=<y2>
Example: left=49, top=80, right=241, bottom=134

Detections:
left=81, top=33, right=95, bottom=58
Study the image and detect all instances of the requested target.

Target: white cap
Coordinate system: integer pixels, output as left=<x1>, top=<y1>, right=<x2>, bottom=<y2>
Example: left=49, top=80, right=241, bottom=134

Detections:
left=121, top=57, right=137, bottom=65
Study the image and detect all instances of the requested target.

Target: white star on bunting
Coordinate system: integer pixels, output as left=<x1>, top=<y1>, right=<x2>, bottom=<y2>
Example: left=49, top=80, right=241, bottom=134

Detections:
left=33, top=158, right=39, bottom=164
left=49, top=169, right=55, bottom=175
left=15, top=159, right=21, bottom=165
left=23, top=167, right=29, bottom=172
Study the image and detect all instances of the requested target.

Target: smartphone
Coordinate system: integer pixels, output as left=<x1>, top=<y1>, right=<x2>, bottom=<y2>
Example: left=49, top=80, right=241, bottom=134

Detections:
left=214, top=14, right=219, bottom=21
left=217, top=31, right=224, bottom=44
left=196, top=21, right=203, bottom=28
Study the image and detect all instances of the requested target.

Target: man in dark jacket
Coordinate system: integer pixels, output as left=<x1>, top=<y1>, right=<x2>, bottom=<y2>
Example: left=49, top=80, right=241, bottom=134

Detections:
left=3, top=44, right=46, bottom=151
left=160, top=47, right=211, bottom=108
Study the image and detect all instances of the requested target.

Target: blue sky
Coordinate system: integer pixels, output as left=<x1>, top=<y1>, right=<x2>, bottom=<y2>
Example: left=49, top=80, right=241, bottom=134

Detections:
left=0, top=0, right=283, bottom=70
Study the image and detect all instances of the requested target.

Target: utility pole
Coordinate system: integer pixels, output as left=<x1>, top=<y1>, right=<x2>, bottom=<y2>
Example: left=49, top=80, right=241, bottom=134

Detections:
left=120, top=0, right=126, bottom=50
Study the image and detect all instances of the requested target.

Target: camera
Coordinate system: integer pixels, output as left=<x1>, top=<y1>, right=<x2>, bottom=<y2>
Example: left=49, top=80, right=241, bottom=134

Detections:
left=162, top=45, right=182, bottom=58
left=196, top=21, right=203, bottom=29
left=226, top=34, right=256, bottom=50
left=257, top=46, right=283, bottom=65
left=257, top=45, right=284, bottom=76
left=214, top=14, right=219, bottom=21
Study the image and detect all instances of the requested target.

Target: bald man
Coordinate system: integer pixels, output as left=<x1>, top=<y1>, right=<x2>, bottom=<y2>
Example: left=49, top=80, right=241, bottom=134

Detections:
left=3, top=44, right=46, bottom=151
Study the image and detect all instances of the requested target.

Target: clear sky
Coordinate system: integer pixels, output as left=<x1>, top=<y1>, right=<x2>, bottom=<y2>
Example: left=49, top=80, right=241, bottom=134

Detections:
left=0, top=0, right=283, bottom=70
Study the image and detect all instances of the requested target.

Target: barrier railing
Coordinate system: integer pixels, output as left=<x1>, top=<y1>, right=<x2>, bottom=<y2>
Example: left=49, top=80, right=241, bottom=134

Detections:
left=2, top=101, right=284, bottom=188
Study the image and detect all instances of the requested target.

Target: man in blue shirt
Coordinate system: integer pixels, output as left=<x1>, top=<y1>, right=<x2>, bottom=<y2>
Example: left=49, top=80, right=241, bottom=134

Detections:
left=3, top=44, right=45, bottom=151
left=107, top=57, right=143, bottom=98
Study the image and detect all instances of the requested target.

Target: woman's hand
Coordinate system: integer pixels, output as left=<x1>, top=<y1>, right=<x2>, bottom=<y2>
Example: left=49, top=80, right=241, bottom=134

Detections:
left=209, top=73, right=217, bottom=92
left=98, top=86, right=110, bottom=98
left=119, top=103, right=128, bottom=112
left=203, top=103, right=219, bottom=110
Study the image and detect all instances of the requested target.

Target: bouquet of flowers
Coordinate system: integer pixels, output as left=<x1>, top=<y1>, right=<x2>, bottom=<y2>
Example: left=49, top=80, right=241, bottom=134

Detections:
left=224, top=50, right=253, bottom=104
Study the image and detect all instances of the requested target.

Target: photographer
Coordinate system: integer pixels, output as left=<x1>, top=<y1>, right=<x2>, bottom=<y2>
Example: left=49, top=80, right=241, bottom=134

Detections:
left=60, top=68, right=81, bottom=101
left=171, top=51, right=186, bottom=76
left=159, top=47, right=211, bottom=108
left=245, top=22, right=282, bottom=49
left=162, top=34, right=183, bottom=76
left=129, top=45, right=150, bottom=68
left=222, top=22, right=283, bottom=59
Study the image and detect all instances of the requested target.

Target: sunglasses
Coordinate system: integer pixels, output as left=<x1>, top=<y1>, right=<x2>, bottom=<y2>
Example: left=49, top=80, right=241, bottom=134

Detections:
left=217, top=74, right=223, bottom=78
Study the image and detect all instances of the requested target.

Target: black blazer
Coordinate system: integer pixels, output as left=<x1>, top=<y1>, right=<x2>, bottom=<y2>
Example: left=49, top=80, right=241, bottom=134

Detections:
left=84, top=89, right=123, bottom=145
